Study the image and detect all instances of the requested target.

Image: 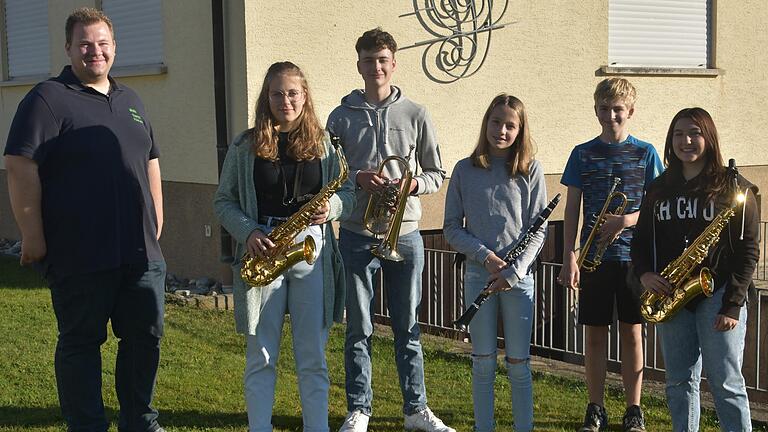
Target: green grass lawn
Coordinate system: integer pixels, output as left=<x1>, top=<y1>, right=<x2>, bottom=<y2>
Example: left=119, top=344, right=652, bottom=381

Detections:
left=0, top=255, right=762, bottom=431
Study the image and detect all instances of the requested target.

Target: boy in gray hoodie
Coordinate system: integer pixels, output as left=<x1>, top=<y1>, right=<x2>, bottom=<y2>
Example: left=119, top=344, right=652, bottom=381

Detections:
left=327, top=28, right=451, bottom=432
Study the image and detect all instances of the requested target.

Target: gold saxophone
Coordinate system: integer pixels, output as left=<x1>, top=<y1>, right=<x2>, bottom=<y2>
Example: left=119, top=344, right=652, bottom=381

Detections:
left=640, top=194, right=743, bottom=323
left=240, top=136, right=348, bottom=287
left=576, top=177, right=628, bottom=272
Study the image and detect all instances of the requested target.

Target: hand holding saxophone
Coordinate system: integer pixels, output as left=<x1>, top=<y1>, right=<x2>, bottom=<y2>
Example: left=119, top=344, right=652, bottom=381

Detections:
left=639, top=271, right=673, bottom=297
left=310, top=200, right=330, bottom=225
left=246, top=229, right=276, bottom=259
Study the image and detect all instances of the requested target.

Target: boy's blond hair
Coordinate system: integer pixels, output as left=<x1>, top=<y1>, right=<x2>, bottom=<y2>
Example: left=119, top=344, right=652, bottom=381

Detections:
left=593, top=78, right=637, bottom=108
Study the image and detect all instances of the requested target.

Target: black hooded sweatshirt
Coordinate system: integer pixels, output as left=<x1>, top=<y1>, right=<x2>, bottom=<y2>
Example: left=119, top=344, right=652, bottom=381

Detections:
left=631, top=169, right=759, bottom=319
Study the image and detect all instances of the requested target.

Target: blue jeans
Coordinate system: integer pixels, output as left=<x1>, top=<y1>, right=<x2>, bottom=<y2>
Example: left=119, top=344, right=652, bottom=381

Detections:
left=244, top=226, right=330, bottom=432
left=465, top=264, right=534, bottom=432
left=339, top=228, right=427, bottom=415
left=658, top=287, right=751, bottom=432
left=48, top=261, right=166, bottom=432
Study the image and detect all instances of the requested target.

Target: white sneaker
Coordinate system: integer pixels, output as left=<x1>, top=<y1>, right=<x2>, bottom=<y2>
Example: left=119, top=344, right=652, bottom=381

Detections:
left=404, top=407, right=456, bottom=432
left=338, top=410, right=370, bottom=432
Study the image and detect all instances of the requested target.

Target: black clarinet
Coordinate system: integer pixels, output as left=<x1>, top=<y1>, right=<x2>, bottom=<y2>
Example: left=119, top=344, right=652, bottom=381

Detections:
left=454, top=193, right=562, bottom=329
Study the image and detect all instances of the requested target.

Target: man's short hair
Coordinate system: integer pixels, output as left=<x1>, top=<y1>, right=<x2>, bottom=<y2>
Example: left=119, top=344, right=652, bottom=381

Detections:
left=355, top=27, right=397, bottom=54
left=65, top=7, right=114, bottom=45
left=593, top=77, right=637, bottom=108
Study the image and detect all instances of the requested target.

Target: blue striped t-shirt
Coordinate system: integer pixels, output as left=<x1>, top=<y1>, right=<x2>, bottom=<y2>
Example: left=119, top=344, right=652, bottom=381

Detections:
left=561, top=135, right=663, bottom=262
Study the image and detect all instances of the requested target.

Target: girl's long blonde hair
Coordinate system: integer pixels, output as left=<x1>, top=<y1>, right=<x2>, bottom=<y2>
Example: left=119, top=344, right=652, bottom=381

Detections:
left=471, top=94, right=535, bottom=176
left=252, top=61, right=325, bottom=161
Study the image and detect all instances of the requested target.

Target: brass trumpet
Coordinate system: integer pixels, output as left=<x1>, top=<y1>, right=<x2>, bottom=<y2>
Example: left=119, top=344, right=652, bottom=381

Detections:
left=363, top=148, right=414, bottom=262
left=576, top=177, right=628, bottom=272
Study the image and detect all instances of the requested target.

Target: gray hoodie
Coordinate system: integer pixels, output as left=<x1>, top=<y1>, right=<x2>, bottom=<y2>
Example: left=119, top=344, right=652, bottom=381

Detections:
left=327, top=86, right=446, bottom=236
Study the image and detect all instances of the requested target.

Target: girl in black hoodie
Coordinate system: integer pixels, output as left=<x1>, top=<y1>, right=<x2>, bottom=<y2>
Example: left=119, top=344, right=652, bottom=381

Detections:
left=631, top=107, right=758, bottom=431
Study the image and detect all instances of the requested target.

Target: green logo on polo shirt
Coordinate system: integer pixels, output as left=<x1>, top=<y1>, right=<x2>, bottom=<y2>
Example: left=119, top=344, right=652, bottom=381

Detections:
left=128, top=108, right=145, bottom=125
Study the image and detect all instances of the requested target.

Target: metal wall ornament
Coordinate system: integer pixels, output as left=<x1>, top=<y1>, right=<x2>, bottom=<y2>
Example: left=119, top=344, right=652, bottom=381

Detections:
left=400, top=0, right=514, bottom=84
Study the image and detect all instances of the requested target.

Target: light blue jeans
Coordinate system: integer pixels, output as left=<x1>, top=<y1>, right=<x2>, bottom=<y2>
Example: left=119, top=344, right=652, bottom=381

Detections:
left=465, top=264, right=535, bottom=432
left=658, top=287, right=751, bottom=432
left=339, top=228, right=427, bottom=415
left=244, top=225, right=330, bottom=432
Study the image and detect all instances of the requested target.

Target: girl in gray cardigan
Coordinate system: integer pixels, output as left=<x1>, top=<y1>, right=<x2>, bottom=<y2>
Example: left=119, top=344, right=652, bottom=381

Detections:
left=443, top=95, right=548, bottom=432
left=213, top=62, right=353, bottom=432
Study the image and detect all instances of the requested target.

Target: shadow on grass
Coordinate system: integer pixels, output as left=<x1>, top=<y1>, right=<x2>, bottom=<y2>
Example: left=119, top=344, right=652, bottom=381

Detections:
left=0, top=256, right=46, bottom=289
left=0, top=405, right=63, bottom=426
left=0, top=406, right=412, bottom=431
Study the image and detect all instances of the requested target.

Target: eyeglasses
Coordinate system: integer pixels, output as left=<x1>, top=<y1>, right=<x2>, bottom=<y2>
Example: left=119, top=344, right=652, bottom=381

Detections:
left=269, top=90, right=304, bottom=102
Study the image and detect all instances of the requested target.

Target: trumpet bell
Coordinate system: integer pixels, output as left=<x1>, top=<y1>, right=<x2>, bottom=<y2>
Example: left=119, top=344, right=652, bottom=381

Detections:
left=371, top=241, right=404, bottom=262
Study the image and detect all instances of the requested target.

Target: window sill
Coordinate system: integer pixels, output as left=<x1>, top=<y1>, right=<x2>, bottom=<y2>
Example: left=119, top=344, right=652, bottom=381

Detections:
left=0, top=74, right=50, bottom=87
left=599, top=66, right=723, bottom=77
left=0, top=64, right=168, bottom=87
left=111, top=63, right=168, bottom=77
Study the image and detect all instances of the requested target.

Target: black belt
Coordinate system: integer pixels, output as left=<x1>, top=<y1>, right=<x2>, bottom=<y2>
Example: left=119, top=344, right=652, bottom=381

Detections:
left=258, top=215, right=289, bottom=228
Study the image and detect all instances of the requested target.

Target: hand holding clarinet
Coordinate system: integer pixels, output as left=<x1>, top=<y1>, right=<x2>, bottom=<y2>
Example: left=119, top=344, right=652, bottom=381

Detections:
left=454, top=193, right=562, bottom=329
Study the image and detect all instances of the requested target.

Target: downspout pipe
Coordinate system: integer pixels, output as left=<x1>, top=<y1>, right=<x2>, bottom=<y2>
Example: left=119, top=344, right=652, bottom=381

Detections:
left=212, top=0, right=234, bottom=264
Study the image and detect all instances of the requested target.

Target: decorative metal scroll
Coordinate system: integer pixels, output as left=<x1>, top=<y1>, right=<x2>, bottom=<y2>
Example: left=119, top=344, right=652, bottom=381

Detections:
left=400, top=0, right=513, bottom=84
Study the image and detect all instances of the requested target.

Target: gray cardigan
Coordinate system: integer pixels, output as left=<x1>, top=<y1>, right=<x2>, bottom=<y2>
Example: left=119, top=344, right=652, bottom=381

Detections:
left=213, top=129, right=354, bottom=334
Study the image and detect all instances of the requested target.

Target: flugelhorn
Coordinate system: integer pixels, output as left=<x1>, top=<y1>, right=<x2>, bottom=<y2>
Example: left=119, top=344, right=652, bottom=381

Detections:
left=363, top=146, right=414, bottom=262
left=576, top=177, right=628, bottom=272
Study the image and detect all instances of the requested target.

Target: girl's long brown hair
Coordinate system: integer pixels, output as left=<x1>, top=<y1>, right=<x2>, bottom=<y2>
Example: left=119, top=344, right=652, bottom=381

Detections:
left=470, top=94, right=535, bottom=176
left=660, top=107, right=727, bottom=202
left=252, top=62, right=324, bottom=161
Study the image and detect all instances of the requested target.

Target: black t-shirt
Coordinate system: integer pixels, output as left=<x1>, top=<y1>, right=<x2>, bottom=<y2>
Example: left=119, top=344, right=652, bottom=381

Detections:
left=253, top=132, right=321, bottom=217
left=3, top=66, right=163, bottom=279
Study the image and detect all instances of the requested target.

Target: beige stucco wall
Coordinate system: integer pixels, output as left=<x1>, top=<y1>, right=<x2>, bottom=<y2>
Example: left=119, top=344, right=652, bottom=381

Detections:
left=1, top=1, right=766, bottom=277
left=0, top=1, right=224, bottom=278
left=241, top=0, right=768, bottom=229
left=1, top=0, right=219, bottom=184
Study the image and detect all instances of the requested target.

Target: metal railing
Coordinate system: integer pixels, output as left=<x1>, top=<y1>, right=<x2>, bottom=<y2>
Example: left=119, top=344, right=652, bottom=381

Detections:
left=758, top=221, right=768, bottom=281
left=373, top=247, right=768, bottom=403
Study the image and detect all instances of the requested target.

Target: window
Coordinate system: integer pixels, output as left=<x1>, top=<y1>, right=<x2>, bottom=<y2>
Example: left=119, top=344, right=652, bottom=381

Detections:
left=101, top=0, right=164, bottom=68
left=3, top=0, right=49, bottom=79
left=608, top=0, right=711, bottom=69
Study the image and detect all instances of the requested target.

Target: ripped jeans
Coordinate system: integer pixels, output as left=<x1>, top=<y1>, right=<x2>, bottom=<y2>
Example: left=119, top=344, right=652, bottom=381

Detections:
left=464, top=264, right=535, bottom=432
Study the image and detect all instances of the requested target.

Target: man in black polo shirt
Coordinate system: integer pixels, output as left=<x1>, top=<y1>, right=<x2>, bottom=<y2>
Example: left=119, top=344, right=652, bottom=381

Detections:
left=4, top=8, right=166, bottom=431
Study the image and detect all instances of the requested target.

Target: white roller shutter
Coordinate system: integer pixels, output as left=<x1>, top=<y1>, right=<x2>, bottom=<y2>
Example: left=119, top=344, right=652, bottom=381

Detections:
left=102, top=0, right=164, bottom=67
left=4, top=0, right=49, bottom=78
left=609, top=0, right=710, bottom=68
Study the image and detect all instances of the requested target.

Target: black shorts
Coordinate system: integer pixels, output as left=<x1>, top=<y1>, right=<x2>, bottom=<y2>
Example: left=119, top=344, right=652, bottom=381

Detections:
left=578, top=261, right=644, bottom=326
